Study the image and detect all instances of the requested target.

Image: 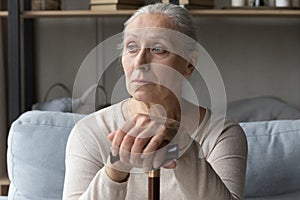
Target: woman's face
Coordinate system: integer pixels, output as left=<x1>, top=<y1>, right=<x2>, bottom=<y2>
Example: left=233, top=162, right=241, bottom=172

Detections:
left=122, top=13, right=194, bottom=103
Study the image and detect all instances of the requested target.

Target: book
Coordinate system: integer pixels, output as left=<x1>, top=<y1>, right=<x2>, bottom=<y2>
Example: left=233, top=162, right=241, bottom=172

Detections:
left=190, top=0, right=214, bottom=6
left=162, top=0, right=214, bottom=6
left=162, top=0, right=189, bottom=4
left=32, top=0, right=61, bottom=10
left=90, top=3, right=140, bottom=11
left=184, top=4, right=214, bottom=9
left=90, top=0, right=143, bottom=5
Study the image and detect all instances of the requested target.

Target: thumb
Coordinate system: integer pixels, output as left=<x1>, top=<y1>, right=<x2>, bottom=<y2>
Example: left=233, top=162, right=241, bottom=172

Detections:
left=163, top=160, right=177, bottom=169
left=107, top=131, right=116, bottom=142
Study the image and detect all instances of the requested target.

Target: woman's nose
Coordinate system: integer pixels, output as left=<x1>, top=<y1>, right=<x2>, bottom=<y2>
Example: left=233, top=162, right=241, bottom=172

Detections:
left=133, top=48, right=150, bottom=70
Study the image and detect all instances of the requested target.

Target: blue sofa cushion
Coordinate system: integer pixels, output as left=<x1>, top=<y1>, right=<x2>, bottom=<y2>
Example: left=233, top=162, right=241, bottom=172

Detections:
left=241, top=119, right=300, bottom=198
left=7, top=111, right=84, bottom=200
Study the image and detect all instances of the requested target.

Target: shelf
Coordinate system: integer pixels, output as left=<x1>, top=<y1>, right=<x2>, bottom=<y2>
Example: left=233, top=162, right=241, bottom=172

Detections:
left=190, top=9, right=300, bottom=17
left=20, top=9, right=300, bottom=18
left=21, top=10, right=135, bottom=18
left=0, top=11, right=8, bottom=17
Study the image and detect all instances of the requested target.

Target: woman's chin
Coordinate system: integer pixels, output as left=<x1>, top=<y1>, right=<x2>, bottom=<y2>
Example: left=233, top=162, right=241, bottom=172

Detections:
left=132, top=91, right=155, bottom=103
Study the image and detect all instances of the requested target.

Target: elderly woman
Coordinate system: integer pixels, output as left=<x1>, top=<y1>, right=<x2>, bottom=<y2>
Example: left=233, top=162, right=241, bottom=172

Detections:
left=63, top=3, right=247, bottom=200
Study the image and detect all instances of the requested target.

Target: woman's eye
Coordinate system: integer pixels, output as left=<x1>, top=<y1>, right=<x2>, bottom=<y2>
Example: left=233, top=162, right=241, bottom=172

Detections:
left=151, top=46, right=165, bottom=54
left=126, top=43, right=138, bottom=53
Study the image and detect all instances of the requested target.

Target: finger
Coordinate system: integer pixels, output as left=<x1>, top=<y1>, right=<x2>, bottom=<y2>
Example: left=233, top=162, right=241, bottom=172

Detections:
left=107, top=131, right=116, bottom=142
left=142, top=120, right=165, bottom=138
left=142, top=130, right=167, bottom=154
left=114, top=116, right=144, bottom=160
left=130, top=139, right=149, bottom=167
left=131, top=121, right=165, bottom=159
left=119, top=134, right=135, bottom=164
left=131, top=113, right=151, bottom=127
left=116, top=115, right=152, bottom=167
left=163, top=160, right=177, bottom=169
left=153, top=145, right=168, bottom=169
left=129, top=126, right=153, bottom=166
left=120, top=118, right=136, bottom=133
left=111, top=129, right=126, bottom=156
left=129, top=119, right=159, bottom=166
left=126, top=123, right=146, bottom=138
left=153, top=144, right=178, bottom=169
left=112, top=129, right=126, bottom=147
left=142, top=133, right=168, bottom=170
left=142, top=151, right=155, bottom=172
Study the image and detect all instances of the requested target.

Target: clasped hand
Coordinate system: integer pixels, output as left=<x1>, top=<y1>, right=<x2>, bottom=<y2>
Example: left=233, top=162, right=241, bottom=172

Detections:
left=107, top=113, right=192, bottom=172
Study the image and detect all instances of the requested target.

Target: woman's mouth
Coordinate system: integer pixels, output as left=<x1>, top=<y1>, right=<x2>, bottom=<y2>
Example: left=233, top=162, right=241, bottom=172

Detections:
left=131, top=79, right=153, bottom=84
left=130, top=79, right=155, bottom=91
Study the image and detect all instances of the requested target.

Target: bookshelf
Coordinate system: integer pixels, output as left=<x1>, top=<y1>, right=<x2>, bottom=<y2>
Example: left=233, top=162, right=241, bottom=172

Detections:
left=20, top=9, right=300, bottom=18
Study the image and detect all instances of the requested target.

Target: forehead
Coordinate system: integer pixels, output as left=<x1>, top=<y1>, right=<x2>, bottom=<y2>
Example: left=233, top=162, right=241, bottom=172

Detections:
left=123, top=14, right=178, bottom=45
left=125, top=13, right=176, bottom=31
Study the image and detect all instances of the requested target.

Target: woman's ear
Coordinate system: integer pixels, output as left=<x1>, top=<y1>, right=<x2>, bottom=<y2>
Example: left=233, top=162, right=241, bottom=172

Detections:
left=183, top=51, right=198, bottom=77
left=183, top=63, right=195, bottom=77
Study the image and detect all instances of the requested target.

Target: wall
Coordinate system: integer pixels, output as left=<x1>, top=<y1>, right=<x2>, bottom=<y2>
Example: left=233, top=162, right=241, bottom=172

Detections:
left=34, top=16, right=300, bottom=110
left=195, top=17, right=300, bottom=108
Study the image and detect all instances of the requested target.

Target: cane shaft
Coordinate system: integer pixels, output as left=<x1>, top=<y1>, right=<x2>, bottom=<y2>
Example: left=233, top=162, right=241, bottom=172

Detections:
left=148, top=170, right=160, bottom=200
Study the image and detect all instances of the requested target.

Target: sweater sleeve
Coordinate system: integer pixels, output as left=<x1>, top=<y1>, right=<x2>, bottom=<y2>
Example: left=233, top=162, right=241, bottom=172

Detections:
left=173, top=124, right=248, bottom=200
left=62, top=127, right=128, bottom=200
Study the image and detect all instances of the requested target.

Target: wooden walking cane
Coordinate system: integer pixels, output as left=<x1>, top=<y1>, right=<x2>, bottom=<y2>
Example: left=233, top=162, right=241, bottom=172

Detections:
left=148, top=170, right=160, bottom=200
left=147, top=144, right=178, bottom=200
left=110, top=144, right=178, bottom=200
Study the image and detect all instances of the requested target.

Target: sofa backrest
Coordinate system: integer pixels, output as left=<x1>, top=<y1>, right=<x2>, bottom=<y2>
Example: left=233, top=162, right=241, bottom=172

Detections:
left=7, top=111, right=300, bottom=199
left=241, top=119, right=300, bottom=198
left=7, top=111, right=84, bottom=200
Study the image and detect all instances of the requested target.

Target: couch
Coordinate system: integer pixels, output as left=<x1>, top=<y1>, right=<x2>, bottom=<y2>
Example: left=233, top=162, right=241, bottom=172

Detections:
left=2, top=110, right=300, bottom=200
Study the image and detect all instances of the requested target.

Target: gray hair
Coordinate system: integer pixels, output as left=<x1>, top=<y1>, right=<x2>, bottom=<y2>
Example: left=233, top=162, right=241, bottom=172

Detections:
left=124, top=3, right=198, bottom=42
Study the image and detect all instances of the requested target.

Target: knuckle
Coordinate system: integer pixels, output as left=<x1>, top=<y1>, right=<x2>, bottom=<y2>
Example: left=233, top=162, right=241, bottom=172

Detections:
left=151, top=138, right=162, bottom=149
left=132, top=113, right=140, bottom=120
left=115, top=129, right=124, bottom=138
left=119, top=149, right=128, bottom=158
left=136, top=116, right=151, bottom=127
left=160, top=126, right=167, bottom=133
left=135, top=137, right=146, bottom=146
left=130, top=155, right=141, bottom=166
left=123, top=135, right=134, bottom=144
left=133, top=113, right=147, bottom=120
left=158, top=128, right=168, bottom=139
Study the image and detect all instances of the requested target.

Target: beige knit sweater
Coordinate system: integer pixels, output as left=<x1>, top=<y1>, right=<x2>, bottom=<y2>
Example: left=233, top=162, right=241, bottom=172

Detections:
left=63, top=99, right=247, bottom=200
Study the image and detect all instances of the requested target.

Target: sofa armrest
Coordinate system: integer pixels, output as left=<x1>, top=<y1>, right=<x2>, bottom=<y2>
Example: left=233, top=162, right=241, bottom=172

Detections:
left=241, top=119, right=300, bottom=198
left=7, top=111, right=84, bottom=200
